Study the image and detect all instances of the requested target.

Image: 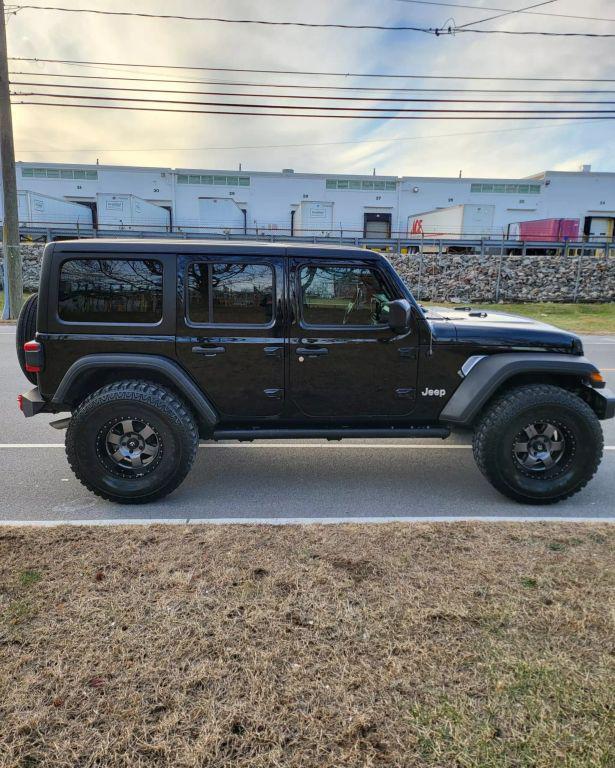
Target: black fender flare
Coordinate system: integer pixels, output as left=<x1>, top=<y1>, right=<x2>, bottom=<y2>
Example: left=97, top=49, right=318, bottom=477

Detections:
left=52, top=354, right=219, bottom=427
left=439, top=353, right=601, bottom=426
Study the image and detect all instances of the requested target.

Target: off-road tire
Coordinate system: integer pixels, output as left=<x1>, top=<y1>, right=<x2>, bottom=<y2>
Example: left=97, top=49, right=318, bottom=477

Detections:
left=473, top=384, right=603, bottom=505
left=66, top=380, right=199, bottom=504
left=16, top=293, right=38, bottom=384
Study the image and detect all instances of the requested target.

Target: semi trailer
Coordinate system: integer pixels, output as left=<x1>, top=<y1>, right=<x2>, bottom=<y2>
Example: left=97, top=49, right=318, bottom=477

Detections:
left=17, top=191, right=93, bottom=230
left=408, top=204, right=496, bottom=240
left=507, top=218, right=580, bottom=242
left=96, top=194, right=170, bottom=232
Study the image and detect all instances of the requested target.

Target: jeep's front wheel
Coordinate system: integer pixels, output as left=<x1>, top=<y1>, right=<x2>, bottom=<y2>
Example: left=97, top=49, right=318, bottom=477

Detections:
left=473, top=384, right=603, bottom=505
left=66, top=380, right=199, bottom=504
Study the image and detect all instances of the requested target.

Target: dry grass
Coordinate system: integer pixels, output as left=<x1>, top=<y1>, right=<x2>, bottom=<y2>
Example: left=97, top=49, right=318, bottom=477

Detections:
left=0, top=523, right=613, bottom=768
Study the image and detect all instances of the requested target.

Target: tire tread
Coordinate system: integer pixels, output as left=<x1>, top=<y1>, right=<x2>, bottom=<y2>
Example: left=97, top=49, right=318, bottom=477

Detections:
left=66, top=379, right=199, bottom=504
left=473, top=384, right=603, bottom=504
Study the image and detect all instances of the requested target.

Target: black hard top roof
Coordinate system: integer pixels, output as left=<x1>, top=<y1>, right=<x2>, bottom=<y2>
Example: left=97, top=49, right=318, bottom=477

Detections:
left=51, top=239, right=381, bottom=259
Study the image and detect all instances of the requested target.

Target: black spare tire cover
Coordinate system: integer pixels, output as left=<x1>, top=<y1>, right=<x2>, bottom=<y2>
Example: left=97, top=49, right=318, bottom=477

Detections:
left=16, top=293, right=39, bottom=384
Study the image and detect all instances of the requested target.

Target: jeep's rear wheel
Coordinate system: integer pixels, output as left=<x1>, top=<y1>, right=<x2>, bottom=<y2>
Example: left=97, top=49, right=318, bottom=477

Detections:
left=473, top=384, right=603, bottom=505
left=66, top=380, right=198, bottom=503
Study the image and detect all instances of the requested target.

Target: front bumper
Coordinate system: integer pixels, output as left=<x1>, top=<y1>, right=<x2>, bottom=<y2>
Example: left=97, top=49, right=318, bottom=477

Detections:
left=585, top=385, right=615, bottom=420
left=18, top=387, right=49, bottom=418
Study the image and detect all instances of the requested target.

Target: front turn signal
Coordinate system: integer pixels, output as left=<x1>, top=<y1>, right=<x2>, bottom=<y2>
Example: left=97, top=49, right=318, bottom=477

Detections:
left=589, top=371, right=606, bottom=388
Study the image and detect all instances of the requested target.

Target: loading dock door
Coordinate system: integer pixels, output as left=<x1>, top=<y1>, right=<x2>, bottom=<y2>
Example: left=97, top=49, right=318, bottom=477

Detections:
left=588, top=217, right=614, bottom=240
left=364, top=212, right=392, bottom=238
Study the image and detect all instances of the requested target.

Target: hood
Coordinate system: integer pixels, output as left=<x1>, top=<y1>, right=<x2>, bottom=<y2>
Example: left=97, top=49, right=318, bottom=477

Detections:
left=424, top=306, right=583, bottom=354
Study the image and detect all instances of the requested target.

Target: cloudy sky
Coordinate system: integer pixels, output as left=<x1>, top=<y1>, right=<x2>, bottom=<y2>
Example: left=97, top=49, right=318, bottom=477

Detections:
left=6, top=0, right=615, bottom=178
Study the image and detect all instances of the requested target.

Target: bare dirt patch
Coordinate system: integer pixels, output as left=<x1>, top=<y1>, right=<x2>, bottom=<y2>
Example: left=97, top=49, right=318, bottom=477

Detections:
left=0, top=523, right=613, bottom=767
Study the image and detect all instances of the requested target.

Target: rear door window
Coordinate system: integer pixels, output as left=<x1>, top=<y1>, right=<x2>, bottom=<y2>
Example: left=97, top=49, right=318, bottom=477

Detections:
left=187, top=262, right=274, bottom=325
left=58, top=258, right=163, bottom=323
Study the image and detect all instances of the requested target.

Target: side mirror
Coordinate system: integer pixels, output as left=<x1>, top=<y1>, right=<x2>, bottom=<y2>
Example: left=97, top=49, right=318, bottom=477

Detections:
left=387, top=299, right=412, bottom=334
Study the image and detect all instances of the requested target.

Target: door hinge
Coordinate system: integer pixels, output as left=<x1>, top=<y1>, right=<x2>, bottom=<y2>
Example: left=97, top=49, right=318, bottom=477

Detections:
left=264, top=388, right=283, bottom=400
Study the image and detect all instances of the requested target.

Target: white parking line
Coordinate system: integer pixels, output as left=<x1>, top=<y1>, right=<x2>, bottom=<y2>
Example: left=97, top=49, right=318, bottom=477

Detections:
left=0, top=515, right=613, bottom=527
left=0, top=443, right=66, bottom=448
left=0, top=443, right=614, bottom=449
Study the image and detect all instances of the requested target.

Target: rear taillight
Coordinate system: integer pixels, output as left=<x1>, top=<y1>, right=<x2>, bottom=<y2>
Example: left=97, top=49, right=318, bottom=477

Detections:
left=17, top=394, right=24, bottom=412
left=24, top=339, right=43, bottom=373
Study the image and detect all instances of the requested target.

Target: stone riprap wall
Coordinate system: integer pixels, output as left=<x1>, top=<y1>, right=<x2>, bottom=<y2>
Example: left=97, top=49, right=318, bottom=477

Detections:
left=1, top=243, right=614, bottom=302
left=386, top=250, right=615, bottom=303
left=0, top=243, right=46, bottom=292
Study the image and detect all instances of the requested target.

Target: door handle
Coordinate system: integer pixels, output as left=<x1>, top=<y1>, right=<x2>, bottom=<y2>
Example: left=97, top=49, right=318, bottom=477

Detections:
left=264, top=346, right=283, bottom=357
left=296, top=347, right=328, bottom=356
left=192, top=345, right=226, bottom=356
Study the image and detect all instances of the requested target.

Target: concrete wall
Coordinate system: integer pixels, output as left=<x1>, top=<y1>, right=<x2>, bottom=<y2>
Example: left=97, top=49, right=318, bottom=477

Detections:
left=3, top=243, right=613, bottom=302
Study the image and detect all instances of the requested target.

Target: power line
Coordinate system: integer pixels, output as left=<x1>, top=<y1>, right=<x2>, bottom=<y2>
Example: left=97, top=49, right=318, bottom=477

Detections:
left=15, top=118, right=611, bottom=154
left=11, top=71, right=615, bottom=95
left=10, top=4, right=441, bottom=32
left=11, top=4, right=615, bottom=36
left=457, top=0, right=557, bottom=30
left=13, top=90, right=615, bottom=114
left=14, top=101, right=615, bottom=119
left=9, top=70, right=615, bottom=95
left=12, top=81, right=615, bottom=105
left=11, top=57, right=615, bottom=83
left=390, top=0, right=615, bottom=23
left=458, top=28, right=615, bottom=36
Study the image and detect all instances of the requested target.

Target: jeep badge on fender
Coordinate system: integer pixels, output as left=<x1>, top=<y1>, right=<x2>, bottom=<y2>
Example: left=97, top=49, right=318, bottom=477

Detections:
left=421, top=388, right=447, bottom=397
left=16, top=239, right=614, bottom=505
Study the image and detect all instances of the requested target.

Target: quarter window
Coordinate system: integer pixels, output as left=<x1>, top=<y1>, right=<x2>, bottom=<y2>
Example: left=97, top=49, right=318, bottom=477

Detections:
left=300, top=266, right=393, bottom=326
left=58, top=259, right=163, bottom=323
left=187, top=262, right=274, bottom=325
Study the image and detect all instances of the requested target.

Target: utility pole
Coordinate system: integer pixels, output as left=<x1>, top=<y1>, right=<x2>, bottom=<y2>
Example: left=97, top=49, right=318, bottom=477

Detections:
left=0, top=0, right=22, bottom=320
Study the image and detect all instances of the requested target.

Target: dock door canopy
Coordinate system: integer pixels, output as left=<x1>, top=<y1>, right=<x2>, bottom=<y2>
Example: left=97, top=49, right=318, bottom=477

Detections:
left=364, top=212, right=392, bottom=238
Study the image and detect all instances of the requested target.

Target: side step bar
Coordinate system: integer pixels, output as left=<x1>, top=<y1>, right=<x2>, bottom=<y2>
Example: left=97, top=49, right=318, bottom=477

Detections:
left=212, top=427, right=450, bottom=441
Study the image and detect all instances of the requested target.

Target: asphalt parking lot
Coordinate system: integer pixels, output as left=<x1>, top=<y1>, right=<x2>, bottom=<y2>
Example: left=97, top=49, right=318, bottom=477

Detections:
left=1, top=326, right=614, bottom=523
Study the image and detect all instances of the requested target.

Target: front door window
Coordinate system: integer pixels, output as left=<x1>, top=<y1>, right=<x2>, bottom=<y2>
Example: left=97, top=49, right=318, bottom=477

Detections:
left=300, top=266, right=393, bottom=327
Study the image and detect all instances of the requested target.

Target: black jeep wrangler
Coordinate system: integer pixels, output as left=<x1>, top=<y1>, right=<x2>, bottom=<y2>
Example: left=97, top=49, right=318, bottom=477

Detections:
left=17, top=240, right=614, bottom=505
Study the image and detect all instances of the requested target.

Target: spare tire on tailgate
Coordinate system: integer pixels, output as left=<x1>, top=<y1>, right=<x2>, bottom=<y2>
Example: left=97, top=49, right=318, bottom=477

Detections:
left=16, top=293, right=39, bottom=384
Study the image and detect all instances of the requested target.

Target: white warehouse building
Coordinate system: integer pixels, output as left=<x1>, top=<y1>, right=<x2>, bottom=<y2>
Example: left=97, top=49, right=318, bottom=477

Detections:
left=1, top=160, right=614, bottom=241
